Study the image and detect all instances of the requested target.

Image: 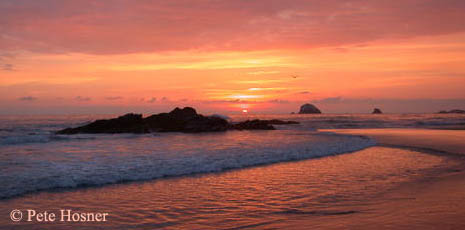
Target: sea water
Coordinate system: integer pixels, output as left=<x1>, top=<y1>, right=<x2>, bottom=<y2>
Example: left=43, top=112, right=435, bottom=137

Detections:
left=0, top=113, right=464, bottom=199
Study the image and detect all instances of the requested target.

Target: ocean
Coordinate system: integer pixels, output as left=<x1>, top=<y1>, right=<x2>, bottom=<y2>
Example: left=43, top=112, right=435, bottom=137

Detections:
left=1, top=113, right=464, bottom=199
left=1, top=113, right=464, bottom=229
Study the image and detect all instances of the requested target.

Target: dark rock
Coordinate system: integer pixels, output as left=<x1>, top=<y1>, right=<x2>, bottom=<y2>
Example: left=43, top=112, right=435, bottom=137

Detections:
left=264, top=119, right=299, bottom=125
left=438, top=109, right=465, bottom=114
left=183, top=116, right=230, bottom=132
left=298, top=103, right=321, bottom=114
left=232, top=120, right=276, bottom=130
left=57, top=113, right=147, bottom=134
left=57, top=107, right=229, bottom=134
left=372, top=108, right=383, bottom=114
left=56, top=107, right=301, bottom=134
left=143, top=107, right=203, bottom=132
left=168, top=107, right=197, bottom=120
left=449, top=109, right=465, bottom=114
left=232, top=119, right=298, bottom=130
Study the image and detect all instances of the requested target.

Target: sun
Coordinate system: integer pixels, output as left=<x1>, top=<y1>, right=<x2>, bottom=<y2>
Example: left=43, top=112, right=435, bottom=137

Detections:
left=242, top=109, right=248, bottom=113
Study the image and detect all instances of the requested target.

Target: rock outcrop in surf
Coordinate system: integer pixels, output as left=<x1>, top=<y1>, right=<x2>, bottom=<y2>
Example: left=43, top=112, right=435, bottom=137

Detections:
left=372, top=108, right=383, bottom=114
left=56, top=107, right=299, bottom=134
left=298, top=103, right=322, bottom=114
left=231, top=119, right=298, bottom=130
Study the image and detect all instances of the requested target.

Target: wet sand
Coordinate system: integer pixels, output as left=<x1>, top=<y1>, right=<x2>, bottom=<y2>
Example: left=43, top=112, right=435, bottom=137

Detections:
left=275, top=169, right=465, bottom=229
left=287, top=128, right=465, bottom=229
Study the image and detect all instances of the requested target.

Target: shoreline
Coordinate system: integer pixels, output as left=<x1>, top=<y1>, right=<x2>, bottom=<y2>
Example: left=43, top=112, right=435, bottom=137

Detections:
left=2, top=128, right=465, bottom=229
left=1, top=144, right=457, bottom=229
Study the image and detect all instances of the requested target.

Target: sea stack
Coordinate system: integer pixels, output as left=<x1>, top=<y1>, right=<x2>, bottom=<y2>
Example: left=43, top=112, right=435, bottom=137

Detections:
left=298, top=103, right=322, bottom=114
left=372, top=108, right=383, bottom=114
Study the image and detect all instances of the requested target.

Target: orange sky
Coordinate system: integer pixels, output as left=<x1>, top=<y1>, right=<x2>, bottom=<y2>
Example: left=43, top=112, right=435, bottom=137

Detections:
left=1, top=0, right=465, bottom=114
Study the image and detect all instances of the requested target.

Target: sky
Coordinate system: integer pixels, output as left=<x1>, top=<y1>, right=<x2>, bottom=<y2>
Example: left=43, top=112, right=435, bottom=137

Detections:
left=1, top=0, right=465, bottom=114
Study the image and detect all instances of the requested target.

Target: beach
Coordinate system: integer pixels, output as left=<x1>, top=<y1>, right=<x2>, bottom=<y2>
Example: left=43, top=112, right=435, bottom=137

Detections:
left=1, top=119, right=465, bottom=229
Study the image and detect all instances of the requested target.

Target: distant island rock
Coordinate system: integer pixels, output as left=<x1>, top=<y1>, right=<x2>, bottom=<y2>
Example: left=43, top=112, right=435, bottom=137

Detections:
left=56, top=107, right=299, bottom=134
left=298, top=103, right=322, bottom=114
left=372, top=108, right=383, bottom=114
left=438, top=109, right=465, bottom=114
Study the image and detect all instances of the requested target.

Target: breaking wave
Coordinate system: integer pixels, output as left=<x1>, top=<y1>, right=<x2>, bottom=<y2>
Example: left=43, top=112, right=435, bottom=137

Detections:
left=0, top=131, right=374, bottom=199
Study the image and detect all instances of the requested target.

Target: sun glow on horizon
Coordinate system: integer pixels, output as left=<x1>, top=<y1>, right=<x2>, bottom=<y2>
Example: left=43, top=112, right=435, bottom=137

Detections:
left=229, top=95, right=264, bottom=100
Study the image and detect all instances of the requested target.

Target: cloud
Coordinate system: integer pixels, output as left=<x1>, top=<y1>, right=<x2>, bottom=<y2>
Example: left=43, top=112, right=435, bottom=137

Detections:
left=234, top=79, right=287, bottom=84
left=268, top=99, right=290, bottom=104
left=199, top=98, right=292, bottom=105
left=147, top=97, right=157, bottom=103
left=75, top=96, right=91, bottom=101
left=1, top=63, right=14, bottom=71
left=298, top=91, right=311, bottom=94
left=247, top=71, right=280, bottom=75
left=18, top=96, right=37, bottom=101
left=332, top=47, right=349, bottom=53
left=1, top=1, right=464, bottom=54
left=313, top=97, right=343, bottom=103
left=142, top=96, right=173, bottom=103
left=248, top=87, right=287, bottom=91
left=200, top=99, right=243, bottom=104
left=105, top=96, right=123, bottom=100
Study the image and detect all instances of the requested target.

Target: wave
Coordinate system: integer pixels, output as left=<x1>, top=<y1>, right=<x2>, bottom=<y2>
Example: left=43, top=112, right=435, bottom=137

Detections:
left=0, top=131, right=375, bottom=199
left=0, top=134, right=98, bottom=145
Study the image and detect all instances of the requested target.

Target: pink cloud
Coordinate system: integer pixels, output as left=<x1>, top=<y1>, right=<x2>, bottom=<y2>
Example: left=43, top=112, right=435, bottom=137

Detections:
left=1, top=0, right=465, bottom=54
